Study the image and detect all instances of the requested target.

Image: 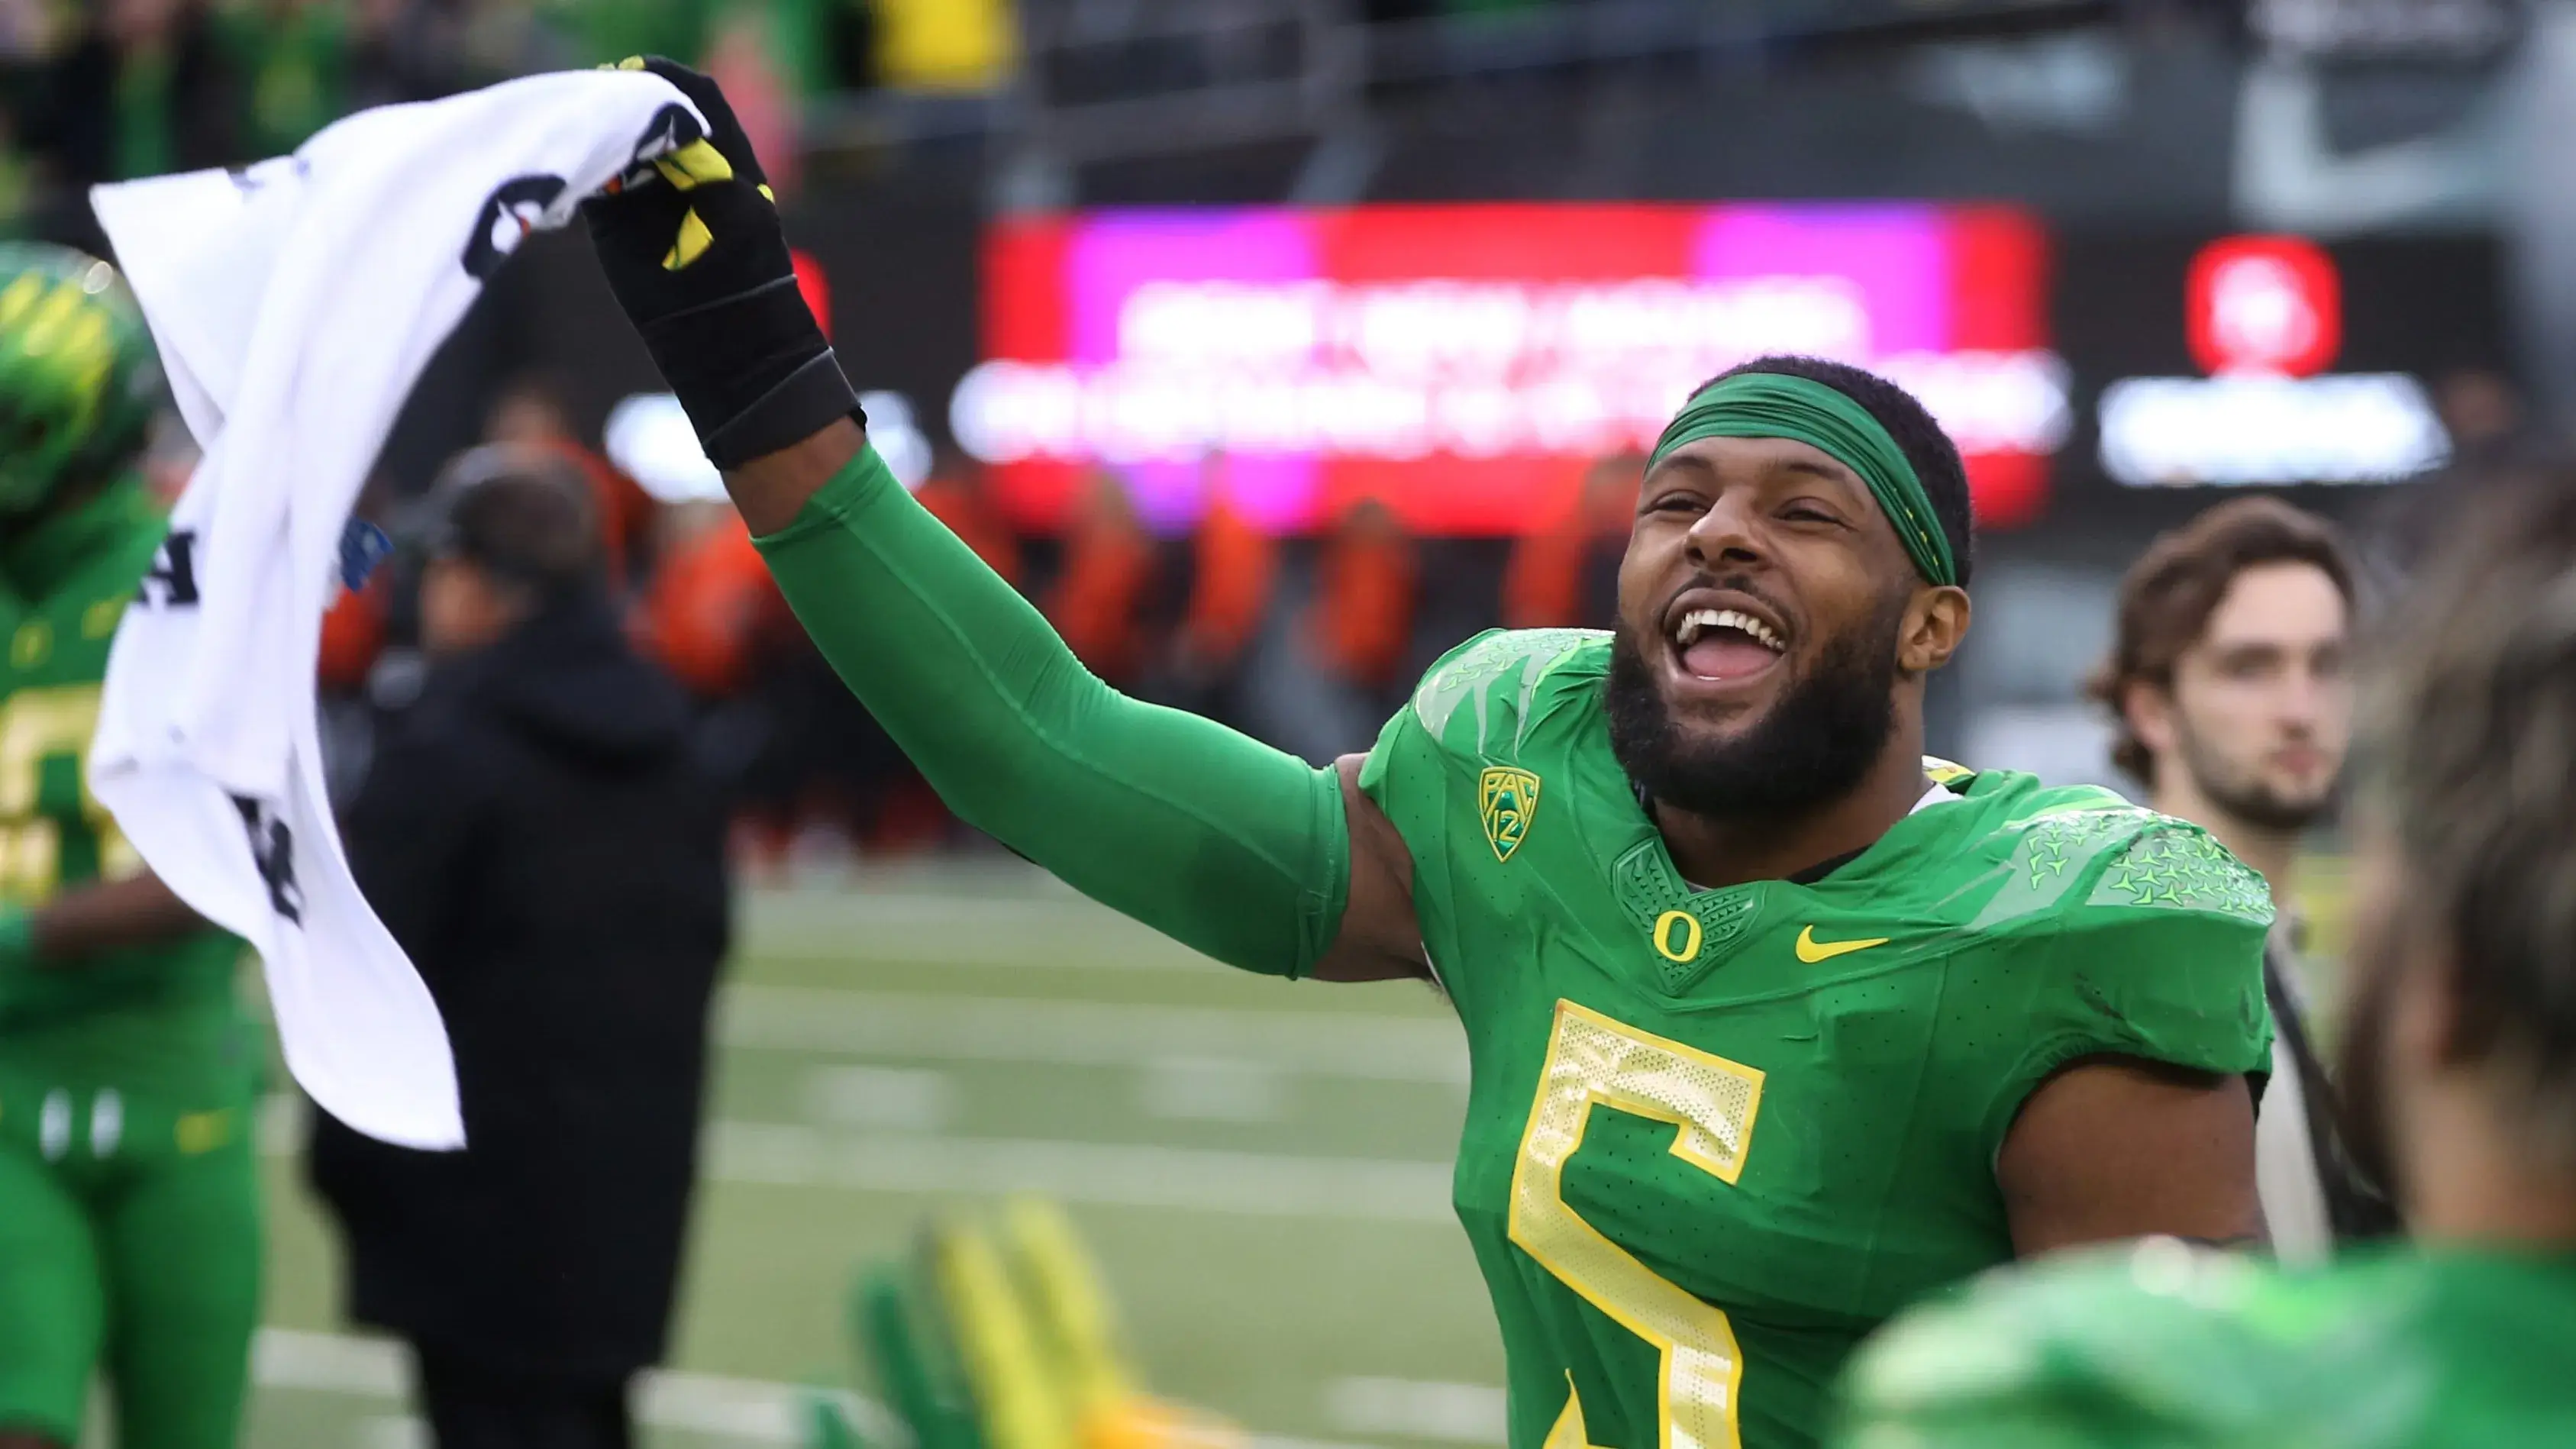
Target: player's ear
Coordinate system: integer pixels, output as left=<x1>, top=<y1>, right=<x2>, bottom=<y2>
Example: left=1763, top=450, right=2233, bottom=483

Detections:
left=1898, top=584, right=1970, bottom=673
left=2122, top=678, right=2178, bottom=760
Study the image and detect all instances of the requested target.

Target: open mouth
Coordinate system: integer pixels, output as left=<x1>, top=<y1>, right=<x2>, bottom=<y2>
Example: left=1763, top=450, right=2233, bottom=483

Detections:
left=1671, top=602, right=1788, bottom=683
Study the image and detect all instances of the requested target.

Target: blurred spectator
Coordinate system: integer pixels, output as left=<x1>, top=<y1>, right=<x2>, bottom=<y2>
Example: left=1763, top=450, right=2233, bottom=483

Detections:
left=321, top=567, right=393, bottom=692
left=35, top=0, right=240, bottom=192
left=1503, top=452, right=1639, bottom=630
left=1046, top=470, right=1158, bottom=687
left=2433, top=366, right=2528, bottom=470
left=0, top=0, right=62, bottom=56
left=702, top=2, right=797, bottom=192
left=1308, top=495, right=1418, bottom=702
left=309, top=446, right=728, bottom=1449
left=341, top=0, right=468, bottom=111
left=2369, top=367, right=2543, bottom=583
left=318, top=476, right=403, bottom=695
left=214, top=0, right=346, bottom=158
left=0, top=111, right=36, bottom=234
left=638, top=500, right=783, bottom=699
left=544, top=0, right=704, bottom=70
left=1167, top=454, right=1276, bottom=720
left=460, top=0, right=573, bottom=83
left=484, top=373, right=655, bottom=589
left=212, top=0, right=463, bottom=149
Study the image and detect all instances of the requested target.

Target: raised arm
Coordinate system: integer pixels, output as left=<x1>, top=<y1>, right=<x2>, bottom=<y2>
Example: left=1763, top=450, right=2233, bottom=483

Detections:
left=586, top=63, right=1420, bottom=982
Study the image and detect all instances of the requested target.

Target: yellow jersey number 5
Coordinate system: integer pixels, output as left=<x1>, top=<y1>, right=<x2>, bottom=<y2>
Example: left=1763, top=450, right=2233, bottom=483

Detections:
left=0, top=683, right=136, bottom=904
left=1509, top=999, right=1766, bottom=1449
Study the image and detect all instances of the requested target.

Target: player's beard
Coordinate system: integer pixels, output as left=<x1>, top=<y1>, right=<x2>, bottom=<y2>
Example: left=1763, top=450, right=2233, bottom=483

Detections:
left=1604, top=588, right=1906, bottom=822
left=2172, top=719, right=2337, bottom=834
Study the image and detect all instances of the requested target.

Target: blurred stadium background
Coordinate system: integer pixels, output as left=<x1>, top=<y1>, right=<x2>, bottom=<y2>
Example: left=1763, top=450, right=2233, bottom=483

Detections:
left=0, top=0, right=2532, bottom=1443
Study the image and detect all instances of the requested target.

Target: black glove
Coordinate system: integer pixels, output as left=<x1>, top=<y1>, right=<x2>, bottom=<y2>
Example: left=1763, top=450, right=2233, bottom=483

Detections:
left=581, top=57, right=861, bottom=469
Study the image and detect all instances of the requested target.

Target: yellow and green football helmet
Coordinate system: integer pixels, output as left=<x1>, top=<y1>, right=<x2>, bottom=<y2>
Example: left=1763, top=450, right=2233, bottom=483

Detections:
left=0, top=244, right=160, bottom=518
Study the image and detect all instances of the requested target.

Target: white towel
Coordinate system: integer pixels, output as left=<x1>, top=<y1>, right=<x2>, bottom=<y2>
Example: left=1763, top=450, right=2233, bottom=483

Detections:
left=88, top=72, right=707, bottom=1150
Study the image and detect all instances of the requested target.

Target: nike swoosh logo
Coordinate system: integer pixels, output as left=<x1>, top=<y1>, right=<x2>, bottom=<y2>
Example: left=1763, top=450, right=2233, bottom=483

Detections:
left=1796, top=925, right=1890, bottom=963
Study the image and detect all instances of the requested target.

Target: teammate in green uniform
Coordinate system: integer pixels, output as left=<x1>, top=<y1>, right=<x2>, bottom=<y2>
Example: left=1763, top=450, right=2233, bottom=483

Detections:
left=0, top=246, right=259, bottom=1449
left=1829, top=474, right=2576, bottom=1449
left=579, top=63, right=2271, bottom=1449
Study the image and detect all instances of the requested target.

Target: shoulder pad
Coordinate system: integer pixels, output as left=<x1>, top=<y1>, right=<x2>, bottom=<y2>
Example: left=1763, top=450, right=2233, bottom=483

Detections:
left=1406, top=628, right=1607, bottom=757
left=1968, top=796, right=2269, bottom=931
left=2087, top=823, right=2275, bottom=922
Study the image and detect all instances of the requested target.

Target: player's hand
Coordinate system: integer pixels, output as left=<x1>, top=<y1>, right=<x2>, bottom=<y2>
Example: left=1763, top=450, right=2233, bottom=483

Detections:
left=580, top=57, right=860, bottom=469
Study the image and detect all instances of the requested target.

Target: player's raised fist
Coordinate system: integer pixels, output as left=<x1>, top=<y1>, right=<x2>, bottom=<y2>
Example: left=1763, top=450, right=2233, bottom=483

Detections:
left=583, top=56, right=860, bottom=470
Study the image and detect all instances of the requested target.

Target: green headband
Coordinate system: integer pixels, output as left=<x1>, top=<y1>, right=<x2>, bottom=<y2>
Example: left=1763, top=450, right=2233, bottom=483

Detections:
left=1647, top=372, right=1958, bottom=588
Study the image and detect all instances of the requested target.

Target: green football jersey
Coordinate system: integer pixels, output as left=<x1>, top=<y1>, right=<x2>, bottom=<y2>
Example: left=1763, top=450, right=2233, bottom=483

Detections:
left=1832, top=1240, right=2576, bottom=1448
left=1358, top=630, right=2274, bottom=1449
left=0, top=476, right=249, bottom=1099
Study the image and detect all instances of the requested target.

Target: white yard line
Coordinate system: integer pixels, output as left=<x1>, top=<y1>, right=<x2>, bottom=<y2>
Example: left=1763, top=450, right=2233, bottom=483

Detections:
left=256, top=1328, right=1389, bottom=1449
left=1324, top=1380, right=1509, bottom=1446
left=242, top=986, right=1463, bottom=1086
left=257, top=1326, right=904, bottom=1445
left=260, top=1099, right=1458, bottom=1225
left=739, top=885, right=1206, bottom=973
left=705, top=1122, right=1457, bottom=1223
left=716, top=986, right=1467, bottom=1086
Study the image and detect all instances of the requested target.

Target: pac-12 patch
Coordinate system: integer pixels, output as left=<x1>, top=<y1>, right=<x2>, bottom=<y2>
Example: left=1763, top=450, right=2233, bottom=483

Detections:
left=1479, top=766, right=1541, bottom=863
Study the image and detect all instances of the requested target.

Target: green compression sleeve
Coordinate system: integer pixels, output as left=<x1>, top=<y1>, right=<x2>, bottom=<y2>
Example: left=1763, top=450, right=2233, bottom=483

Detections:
left=753, top=445, right=1350, bottom=978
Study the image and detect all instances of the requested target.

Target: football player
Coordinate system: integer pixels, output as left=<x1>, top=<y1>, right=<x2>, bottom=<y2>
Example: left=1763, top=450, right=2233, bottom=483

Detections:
left=584, top=63, right=2271, bottom=1449
left=0, top=246, right=259, bottom=1449
left=1832, top=473, right=2576, bottom=1447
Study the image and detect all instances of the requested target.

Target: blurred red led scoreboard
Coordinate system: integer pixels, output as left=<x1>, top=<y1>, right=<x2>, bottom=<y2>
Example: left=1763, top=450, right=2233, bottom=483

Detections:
left=952, top=204, right=2064, bottom=535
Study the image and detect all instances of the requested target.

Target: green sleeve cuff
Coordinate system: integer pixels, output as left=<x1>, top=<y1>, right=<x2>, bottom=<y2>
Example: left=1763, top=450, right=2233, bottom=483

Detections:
left=751, top=444, right=894, bottom=553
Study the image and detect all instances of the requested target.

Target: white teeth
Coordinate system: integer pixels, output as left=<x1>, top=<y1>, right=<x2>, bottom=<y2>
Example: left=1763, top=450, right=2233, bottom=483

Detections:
left=1673, top=607, right=1785, bottom=654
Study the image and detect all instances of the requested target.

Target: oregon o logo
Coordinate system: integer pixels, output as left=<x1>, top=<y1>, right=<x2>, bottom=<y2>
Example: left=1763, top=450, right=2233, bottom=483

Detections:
left=462, top=175, right=569, bottom=279
left=1652, top=909, right=1702, bottom=963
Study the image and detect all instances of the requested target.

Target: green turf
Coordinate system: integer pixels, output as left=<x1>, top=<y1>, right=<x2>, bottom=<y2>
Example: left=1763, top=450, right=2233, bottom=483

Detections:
left=241, top=871, right=1505, bottom=1449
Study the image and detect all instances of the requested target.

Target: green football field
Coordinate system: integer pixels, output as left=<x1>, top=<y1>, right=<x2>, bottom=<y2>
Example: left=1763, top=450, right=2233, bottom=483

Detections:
left=239, top=866, right=1505, bottom=1449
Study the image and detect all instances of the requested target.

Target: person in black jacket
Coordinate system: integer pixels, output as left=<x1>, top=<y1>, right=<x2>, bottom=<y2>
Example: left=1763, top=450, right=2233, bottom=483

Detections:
left=308, top=446, right=731, bottom=1449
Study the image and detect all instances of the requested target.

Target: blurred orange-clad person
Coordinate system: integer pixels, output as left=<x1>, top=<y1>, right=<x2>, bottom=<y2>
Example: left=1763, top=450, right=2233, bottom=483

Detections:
left=319, top=570, right=391, bottom=694
left=639, top=502, right=789, bottom=699
left=1175, top=458, right=1277, bottom=685
left=1503, top=452, right=1642, bottom=630
left=912, top=452, right=1023, bottom=588
left=1046, top=472, right=1160, bottom=686
left=319, top=474, right=402, bottom=694
left=1309, top=497, right=1418, bottom=692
